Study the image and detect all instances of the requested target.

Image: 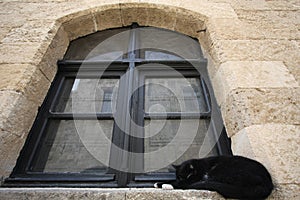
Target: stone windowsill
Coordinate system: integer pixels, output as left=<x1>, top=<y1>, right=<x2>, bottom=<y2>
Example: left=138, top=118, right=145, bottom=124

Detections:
left=0, top=188, right=224, bottom=200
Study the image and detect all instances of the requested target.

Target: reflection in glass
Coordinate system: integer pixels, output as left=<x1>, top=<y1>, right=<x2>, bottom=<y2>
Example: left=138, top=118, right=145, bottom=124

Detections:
left=144, top=119, right=217, bottom=172
left=31, top=120, right=113, bottom=173
left=139, top=27, right=204, bottom=60
left=144, top=50, right=183, bottom=60
left=145, top=78, right=207, bottom=113
left=64, top=28, right=130, bottom=61
left=53, top=78, right=119, bottom=113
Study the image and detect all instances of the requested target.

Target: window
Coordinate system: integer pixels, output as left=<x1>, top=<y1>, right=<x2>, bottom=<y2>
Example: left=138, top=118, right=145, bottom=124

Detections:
left=5, top=24, right=231, bottom=187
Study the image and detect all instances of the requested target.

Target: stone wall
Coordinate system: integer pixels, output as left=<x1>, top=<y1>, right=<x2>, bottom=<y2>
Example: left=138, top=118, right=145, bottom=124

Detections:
left=0, top=0, right=299, bottom=199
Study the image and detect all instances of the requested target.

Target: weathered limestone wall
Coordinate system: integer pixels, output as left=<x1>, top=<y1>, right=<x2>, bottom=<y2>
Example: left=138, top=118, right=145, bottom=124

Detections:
left=0, top=0, right=299, bottom=199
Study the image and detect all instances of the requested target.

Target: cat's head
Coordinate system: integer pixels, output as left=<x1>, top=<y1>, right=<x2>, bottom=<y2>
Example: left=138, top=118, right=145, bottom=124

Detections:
left=172, top=159, right=200, bottom=182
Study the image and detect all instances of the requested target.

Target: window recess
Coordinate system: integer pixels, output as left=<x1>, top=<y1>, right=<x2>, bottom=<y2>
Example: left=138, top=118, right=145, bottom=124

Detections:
left=5, top=24, right=231, bottom=188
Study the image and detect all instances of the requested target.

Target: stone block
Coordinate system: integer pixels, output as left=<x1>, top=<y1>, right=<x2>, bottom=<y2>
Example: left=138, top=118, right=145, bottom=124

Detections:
left=270, top=184, right=300, bottom=200
left=212, top=61, right=299, bottom=105
left=222, top=88, right=300, bottom=136
left=231, top=124, right=300, bottom=185
left=119, top=0, right=141, bottom=3
left=38, top=25, right=69, bottom=81
left=0, top=26, right=11, bottom=42
left=0, top=8, right=27, bottom=28
left=126, top=189, right=224, bottom=200
left=1, top=20, right=56, bottom=44
left=144, top=4, right=177, bottom=30
left=62, top=12, right=96, bottom=41
left=206, top=18, right=265, bottom=40
left=0, top=2, right=57, bottom=21
left=0, top=132, right=28, bottom=177
left=206, top=57, right=219, bottom=81
left=0, top=188, right=126, bottom=200
left=121, top=2, right=177, bottom=30
left=227, top=0, right=269, bottom=10
left=0, top=188, right=225, bottom=200
left=0, top=91, right=38, bottom=138
left=0, top=64, right=31, bottom=91
left=0, top=43, right=43, bottom=64
left=0, top=92, right=39, bottom=176
left=284, top=60, right=300, bottom=84
left=93, top=5, right=122, bottom=31
left=210, top=40, right=300, bottom=85
left=82, top=0, right=120, bottom=8
left=236, top=10, right=300, bottom=40
left=209, top=39, right=299, bottom=65
left=12, top=2, right=92, bottom=22
left=180, top=2, right=238, bottom=19
left=0, top=19, right=66, bottom=81
left=175, top=7, right=206, bottom=38
left=139, top=0, right=183, bottom=6
left=120, top=3, right=149, bottom=26
left=266, top=0, right=300, bottom=11
left=0, top=64, right=50, bottom=104
left=120, top=2, right=178, bottom=30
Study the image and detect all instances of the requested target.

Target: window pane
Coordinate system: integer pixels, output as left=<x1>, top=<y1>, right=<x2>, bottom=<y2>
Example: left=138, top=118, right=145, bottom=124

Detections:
left=64, top=28, right=130, bottom=61
left=144, top=50, right=183, bottom=60
left=144, top=119, right=217, bottom=172
left=139, top=27, right=204, bottom=60
left=31, top=120, right=113, bottom=173
left=53, top=78, right=119, bottom=113
left=145, top=78, right=208, bottom=113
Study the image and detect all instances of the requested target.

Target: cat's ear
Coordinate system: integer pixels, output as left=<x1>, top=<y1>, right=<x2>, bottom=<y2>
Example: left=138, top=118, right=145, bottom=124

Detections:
left=172, top=164, right=180, bottom=169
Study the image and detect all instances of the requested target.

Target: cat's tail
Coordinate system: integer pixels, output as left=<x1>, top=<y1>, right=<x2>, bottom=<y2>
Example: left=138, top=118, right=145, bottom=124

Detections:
left=190, top=181, right=273, bottom=199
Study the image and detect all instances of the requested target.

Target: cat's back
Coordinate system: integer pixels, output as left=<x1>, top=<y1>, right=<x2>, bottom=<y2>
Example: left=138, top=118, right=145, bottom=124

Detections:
left=226, top=156, right=270, bottom=174
left=205, top=155, right=267, bottom=169
left=206, top=156, right=268, bottom=172
left=204, top=156, right=273, bottom=184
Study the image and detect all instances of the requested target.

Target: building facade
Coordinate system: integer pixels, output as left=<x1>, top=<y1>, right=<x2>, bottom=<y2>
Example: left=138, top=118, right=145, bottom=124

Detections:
left=0, top=0, right=299, bottom=199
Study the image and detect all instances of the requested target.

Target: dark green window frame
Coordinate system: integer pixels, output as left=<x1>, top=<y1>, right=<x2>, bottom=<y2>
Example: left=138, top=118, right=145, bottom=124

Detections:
left=4, top=24, right=232, bottom=188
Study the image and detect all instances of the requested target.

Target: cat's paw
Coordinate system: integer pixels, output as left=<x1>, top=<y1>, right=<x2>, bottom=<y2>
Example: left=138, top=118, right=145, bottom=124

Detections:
left=162, top=184, right=174, bottom=190
left=154, top=182, right=164, bottom=188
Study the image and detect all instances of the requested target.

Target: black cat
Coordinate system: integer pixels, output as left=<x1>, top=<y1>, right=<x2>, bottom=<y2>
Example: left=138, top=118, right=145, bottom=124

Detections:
left=154, top=156, right=274, bottom=199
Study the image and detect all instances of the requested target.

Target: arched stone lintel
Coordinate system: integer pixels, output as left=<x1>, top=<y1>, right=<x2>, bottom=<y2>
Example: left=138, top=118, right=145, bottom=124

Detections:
left=58, top=2, right=212, bottom=41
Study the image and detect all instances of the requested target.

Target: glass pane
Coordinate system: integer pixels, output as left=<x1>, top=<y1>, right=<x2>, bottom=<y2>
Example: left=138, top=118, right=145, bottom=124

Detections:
left=139, top=27, right=205, bottom=61
left=31, top=120, right=113, bottom=173
left=53, top=78, right=119, bottom=113
left=144, top=50, right=183, bottom=60
left=144, top=119, right=217, bottom=172
left=64, top=28, right=130, bottom=61
left=145, top=77, right=208, bottom=113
